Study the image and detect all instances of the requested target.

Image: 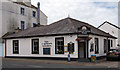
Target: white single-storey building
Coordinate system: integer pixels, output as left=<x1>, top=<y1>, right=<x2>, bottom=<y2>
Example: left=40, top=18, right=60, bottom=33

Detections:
left=3, top=17, right=117, bottom=60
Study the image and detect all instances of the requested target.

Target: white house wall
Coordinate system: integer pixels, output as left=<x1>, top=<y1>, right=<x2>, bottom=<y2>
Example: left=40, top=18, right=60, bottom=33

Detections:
left=88, top=35, right=116, bottom=58
left=98, top=23, right=118, bottom=48
left=6, top=35, right=78, bottom=58
left=0, top=1, right=47, bottom=38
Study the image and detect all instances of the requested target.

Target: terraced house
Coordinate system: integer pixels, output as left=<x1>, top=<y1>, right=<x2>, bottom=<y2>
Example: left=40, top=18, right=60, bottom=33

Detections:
left=0, top=0, right=47, bottom=40
left=0, top=0, right=47, bottom=56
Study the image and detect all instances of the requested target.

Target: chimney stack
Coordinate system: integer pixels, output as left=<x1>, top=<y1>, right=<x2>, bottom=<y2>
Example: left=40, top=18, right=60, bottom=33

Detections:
left=37, top=2, right=40, bottom=25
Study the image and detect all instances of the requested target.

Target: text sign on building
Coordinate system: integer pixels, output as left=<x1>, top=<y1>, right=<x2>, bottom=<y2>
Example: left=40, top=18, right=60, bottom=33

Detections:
left=42, top=41, right=52, bottom=47
left=78, top=25, right=91, bottom=34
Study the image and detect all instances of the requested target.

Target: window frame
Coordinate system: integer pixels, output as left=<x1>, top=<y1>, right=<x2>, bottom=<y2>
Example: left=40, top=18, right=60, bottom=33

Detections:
left=32, top=39, right=39, bottom=54
left=104, top=39, right=107, bottom=53
left=20, top=7, right=25, bottom=15
left=21, top=21, right=25, bottom=30
left=95, top=38, right=99, bottom=54
left=32, top=11, right=36, bottom=17
left=55, top=37, right=64, bottom=54
left=111, top=40, right=113, bottom=47
left=13, top=40, right=19, bottom=54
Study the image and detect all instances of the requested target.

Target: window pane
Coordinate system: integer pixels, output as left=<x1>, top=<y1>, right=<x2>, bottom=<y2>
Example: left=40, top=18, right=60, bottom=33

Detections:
left=13, top=40, right=19, bottom=54
left=32, top=39, right=39, bottom=54
left=55, top=37, right=64, bottom=54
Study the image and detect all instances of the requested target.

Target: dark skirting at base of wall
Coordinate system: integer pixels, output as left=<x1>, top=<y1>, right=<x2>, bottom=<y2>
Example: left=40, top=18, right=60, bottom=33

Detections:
left=4, top=56, right=106, bottom=62
left=4, top=56, right=79, bottom=61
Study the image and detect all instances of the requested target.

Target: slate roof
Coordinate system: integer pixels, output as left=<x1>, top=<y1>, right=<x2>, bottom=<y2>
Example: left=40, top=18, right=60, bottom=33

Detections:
left=4, top=17, right=117, bottom=39
left=13, top=2, right=37, bottom=9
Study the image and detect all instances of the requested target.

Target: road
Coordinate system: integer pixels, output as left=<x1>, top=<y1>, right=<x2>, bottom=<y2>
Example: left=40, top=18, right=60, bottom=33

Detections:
left=2, top=58, right=120, bottom=68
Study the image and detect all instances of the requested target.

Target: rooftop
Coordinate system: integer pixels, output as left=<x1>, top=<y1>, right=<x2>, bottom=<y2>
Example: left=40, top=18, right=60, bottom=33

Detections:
left=4, top=17, right=116, bottom=39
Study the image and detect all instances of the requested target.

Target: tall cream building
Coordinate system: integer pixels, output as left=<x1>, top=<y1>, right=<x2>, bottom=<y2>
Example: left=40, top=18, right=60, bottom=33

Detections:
left=0, top=0, right=47, bottom=41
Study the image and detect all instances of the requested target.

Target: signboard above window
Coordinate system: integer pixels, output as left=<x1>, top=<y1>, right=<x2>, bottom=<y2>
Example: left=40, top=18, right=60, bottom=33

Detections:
left=78, top=25, right=91, bottom=34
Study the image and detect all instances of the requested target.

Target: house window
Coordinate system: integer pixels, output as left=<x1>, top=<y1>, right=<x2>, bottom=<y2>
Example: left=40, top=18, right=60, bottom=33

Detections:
left=20, top=7, right=25, bottom=15
left=32, top=39, right=39, bottom=54
left=111, top=40, right=113, bottom=47
left=43, top=48, right=50, bottom=55
left=95, top=38, right=99, bottom=54
left=21, top=21, right=25, bottom=30
left=33, top=11, right=36, bottom=17
left=13, top=40, right=19, bottom=54
left=55, top=37, right=64, bottom=54
left=104, top=39, right=107, bottom=53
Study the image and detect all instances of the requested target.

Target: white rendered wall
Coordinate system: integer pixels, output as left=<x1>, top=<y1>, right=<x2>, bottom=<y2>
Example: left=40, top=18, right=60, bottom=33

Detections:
left=88, top=35, right=116, bottom=58
left=98, top=23, right=118, bottom=48
left=6, top=35, right=78, bottom=58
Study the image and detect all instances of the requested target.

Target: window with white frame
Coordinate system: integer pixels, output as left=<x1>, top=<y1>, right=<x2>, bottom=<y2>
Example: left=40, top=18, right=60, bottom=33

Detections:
left=55, top=37, right=64, bottom=54
left=21, top=21, right=25, bottom=30
left=95, top=38, right=99, bottom=54
left=111, top=40, right=113, bottom=47
left=104, top=39, right=107, bottom=53
left=20, top=7, right=25, bottom=15
left=32, top=11, right=36, bottom=17
left=32, top=39, right=39, bottom=54
left=13, top=40, right=19, bottom=54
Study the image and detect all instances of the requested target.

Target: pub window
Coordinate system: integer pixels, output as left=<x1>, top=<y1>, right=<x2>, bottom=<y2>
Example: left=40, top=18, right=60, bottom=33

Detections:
left=43, top=48, right=50, bottom=55
left=95, top=38, right=99, bottom=54
left=111, top=40, right=113, bottom=47
left=32, top=11, right=36, bottom=17
left=55, top=37, right=64, bottom=54
left=13, top=40, right=19, bottom=54
left=32, top=39, right=39, bottom=54
left=21, top=21, right=25, bottom=30
left=90, top=43, right=94, bottom=52
left=20, top=7, right=25, bottom=15
left=104, top=39, right=107, bottom=53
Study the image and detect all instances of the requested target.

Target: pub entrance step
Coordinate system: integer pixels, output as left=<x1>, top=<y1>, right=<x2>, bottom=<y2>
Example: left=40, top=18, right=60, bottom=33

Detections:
left=77, top=58, right=90, bottom=62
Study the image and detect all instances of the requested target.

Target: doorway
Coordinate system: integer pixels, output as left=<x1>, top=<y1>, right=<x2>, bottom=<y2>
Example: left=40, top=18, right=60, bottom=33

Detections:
left=78, top=42, right=86, bottom=58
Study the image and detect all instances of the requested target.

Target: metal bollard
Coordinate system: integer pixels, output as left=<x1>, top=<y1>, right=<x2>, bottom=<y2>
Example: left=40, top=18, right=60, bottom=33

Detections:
left=68, top=53, right=70, bottom=62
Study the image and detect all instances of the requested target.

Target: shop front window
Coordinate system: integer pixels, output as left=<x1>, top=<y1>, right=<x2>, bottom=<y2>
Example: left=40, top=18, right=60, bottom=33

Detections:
left=55, top=37, right=64, bottom=54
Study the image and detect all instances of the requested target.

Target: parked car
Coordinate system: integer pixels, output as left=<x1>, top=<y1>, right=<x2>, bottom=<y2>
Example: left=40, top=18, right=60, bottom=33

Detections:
left=106, top=49, right=120, bottom=61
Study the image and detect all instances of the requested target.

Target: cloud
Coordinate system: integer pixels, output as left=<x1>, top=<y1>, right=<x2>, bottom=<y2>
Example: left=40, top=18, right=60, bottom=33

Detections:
left=31, top=0, right=118, bottom=27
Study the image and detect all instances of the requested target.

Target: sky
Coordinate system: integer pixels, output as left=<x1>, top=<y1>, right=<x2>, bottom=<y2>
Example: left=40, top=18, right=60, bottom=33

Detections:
left=31, top=0, right=118, bottom=27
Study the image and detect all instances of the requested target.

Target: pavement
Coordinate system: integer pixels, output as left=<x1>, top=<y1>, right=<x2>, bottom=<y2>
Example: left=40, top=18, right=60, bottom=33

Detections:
left=1, top=57, right=120, bottom=68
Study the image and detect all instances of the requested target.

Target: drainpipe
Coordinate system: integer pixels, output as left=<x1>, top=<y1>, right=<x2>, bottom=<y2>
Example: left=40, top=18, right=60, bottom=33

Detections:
left=37, top=2, right=40, bottom=25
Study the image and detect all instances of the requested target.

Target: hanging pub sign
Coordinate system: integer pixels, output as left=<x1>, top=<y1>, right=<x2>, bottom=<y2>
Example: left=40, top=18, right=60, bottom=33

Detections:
left=68, top=42, right=74, bottom=54
left=76, top=37, right=92, bottom=41
left=78, top=25, right=91, bottom=34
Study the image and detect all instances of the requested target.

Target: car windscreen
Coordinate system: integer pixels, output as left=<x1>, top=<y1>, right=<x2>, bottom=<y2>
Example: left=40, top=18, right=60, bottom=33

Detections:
left=109, top=49, right=118, bottom=52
